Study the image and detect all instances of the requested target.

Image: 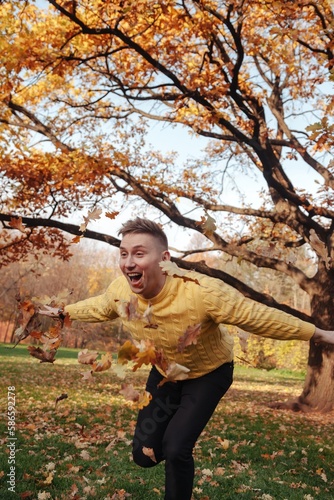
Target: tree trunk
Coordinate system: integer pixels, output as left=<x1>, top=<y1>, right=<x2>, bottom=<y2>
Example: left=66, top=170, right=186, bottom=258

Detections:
left=271, top=271, right=334, bottom=412
left=296, top=341, right=334, bottom=412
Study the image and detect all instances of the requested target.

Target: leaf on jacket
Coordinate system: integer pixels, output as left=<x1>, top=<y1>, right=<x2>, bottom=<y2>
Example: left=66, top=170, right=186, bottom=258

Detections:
left=178, top=323, right=201, bottom=352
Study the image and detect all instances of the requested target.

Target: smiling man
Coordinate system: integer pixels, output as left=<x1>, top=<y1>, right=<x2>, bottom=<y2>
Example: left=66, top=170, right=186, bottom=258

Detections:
left=64, top=217, right=334, bottom=500
left=119, top=219, right=170, bottom=298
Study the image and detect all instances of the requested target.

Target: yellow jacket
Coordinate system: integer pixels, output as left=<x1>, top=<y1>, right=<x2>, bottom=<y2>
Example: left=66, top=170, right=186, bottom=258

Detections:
left=65, top=271, right=315, bottom=378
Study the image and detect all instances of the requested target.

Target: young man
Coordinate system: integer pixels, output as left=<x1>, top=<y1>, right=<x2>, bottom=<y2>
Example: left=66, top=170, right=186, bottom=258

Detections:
left=65, top=218, right=334, bottom=500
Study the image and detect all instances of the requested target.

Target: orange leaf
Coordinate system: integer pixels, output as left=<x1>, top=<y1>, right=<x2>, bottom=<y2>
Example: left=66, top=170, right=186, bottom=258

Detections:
left=132, top=342, right=157, bottom=371
left=105, top=211, right=119, bottom=219
left=92, top=352, right=112, bottom=372
left=8, top=216, right=26, bottom=233
left=117, top=340, right=140, bottom=365
left=71, top=235, right=83, bottom=244
left=178, top=323, right=201, bottom=352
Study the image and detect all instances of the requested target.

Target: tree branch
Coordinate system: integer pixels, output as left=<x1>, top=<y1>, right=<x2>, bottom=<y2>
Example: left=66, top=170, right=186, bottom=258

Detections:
left=0, top=212, right=312, bottom=323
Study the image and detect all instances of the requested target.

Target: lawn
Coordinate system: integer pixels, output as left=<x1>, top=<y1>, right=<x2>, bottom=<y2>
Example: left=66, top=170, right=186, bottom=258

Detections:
left=0, top=343, right=333, bottom=499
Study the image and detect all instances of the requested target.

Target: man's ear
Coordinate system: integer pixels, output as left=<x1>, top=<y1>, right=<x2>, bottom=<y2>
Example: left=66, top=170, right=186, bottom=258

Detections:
left=162, top=250, right=171, bottom=261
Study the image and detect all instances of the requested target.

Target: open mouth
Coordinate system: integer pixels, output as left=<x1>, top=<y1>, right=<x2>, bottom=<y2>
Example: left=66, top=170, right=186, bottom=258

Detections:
left=128, top=273, right=143, bottom=285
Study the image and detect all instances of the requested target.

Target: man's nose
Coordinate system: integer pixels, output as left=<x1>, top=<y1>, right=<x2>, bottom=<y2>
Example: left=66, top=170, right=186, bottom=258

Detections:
left=124, top=255, right=135, bottom=268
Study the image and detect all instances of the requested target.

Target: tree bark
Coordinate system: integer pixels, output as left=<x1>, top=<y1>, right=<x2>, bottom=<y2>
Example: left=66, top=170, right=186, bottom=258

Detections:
left=270, top=269, right=334, bottom=412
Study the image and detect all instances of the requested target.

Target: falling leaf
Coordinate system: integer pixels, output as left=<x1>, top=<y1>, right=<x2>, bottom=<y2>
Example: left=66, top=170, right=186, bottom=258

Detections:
left=78, top=349, right=99, bottom=365
left=137, top=390, right=152, bottom=409
left=196, top=212, right=217, bottom=236
left=142, top=447, right=157, bottom=463
left=158, top=362, right=190, bottom=386
left=72, top=235, right=83, bottom=244
left=79, top=207, right=103, bottom=233
left=105, top=211, right=119, bottom=219
left=119, top=384, right=152, bottom=409
left=119, top=383, right=140, bottom=402
left=117, top=340, right=140, bottom=365
left=92, top=352, right=113, bottom=372
left=18, top=299, right=37, bottom=331
left=132, top=340, right=157, bottom=371
left=142, top=303, right=158, bottom=329
left=116, top=296, right=141, bottom=320
left=27, top=346, right=57, bottom=363
left=178, top=323, right=201, bottom=352
left=55, top=393, right=68, bottom=406
left=237, top=329, right=249, bottom=353
left=154, top=348, right=169, bottom=373
left=112, top=363, right=127, bottom=379
left=81, top=370, right=94, bottom=381
left=40, top=333, right=62, bottom=351
left=159, top=261, right=200, bottom=285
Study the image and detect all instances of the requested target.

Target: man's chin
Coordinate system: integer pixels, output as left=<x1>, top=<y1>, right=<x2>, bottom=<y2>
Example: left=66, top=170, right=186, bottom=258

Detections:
left=128, top=280, right=144, bottom=294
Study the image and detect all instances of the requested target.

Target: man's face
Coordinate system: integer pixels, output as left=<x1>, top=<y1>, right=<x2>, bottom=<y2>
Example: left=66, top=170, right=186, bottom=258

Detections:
left=119, top=232, right=170, bottom=299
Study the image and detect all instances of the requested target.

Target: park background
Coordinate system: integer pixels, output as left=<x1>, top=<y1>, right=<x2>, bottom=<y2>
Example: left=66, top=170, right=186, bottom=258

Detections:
left=1, top=0, right=334, bottom=498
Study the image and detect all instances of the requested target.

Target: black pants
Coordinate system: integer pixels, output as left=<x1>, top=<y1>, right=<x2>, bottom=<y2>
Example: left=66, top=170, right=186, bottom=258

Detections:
left=132, top=362, right=234, bottom=500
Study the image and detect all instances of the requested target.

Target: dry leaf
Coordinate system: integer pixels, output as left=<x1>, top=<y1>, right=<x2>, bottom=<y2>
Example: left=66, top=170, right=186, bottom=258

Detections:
left=158, top=362, right=190, bottom=386
left=27, top=346, right=57, bottom=363
left=237, top=329, right=249, bottom=353
left=117, top=340, right=140, bottom=365
left=80, top=207, right=103, bottom=232
left=159, top=261, right=200, bottom=285
left=105, top=211, right=119, bottom=219
left=116, top=296, right=141, bottom=320
left=142, top=447, right=157, bottom=463
left=72, top=235, right=83, bottom=244
left=92, top=352, right=113, bottom=372
left=178, top=323, right=201, bottom=352
left=55, top=393, right=68, bottom=406
left=195, top=212, right=217, bottom=236
left=8, top=216, right=26, bottom=233
left=119, top=383, right=140, bottom=402
left=78, top=349, right=99, bottom=365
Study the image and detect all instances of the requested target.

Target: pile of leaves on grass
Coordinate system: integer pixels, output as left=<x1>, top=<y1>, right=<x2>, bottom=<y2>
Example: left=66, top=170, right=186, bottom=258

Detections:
left=0, top=347, right=333, bottom=499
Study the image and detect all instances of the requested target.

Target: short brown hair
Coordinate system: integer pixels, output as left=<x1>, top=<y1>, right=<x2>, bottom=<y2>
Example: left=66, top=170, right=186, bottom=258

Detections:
left=118, top=217, right=168, bottom=249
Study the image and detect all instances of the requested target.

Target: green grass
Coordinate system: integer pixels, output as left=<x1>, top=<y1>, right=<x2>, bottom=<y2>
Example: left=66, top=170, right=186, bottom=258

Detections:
left=0, top=343, right=333, bottom=499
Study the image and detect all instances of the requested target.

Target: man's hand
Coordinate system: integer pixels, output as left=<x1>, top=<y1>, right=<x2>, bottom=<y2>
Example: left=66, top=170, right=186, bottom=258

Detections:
left=312, top=327, right=334, bottom=345
left=37, top=305, right=65, bottom=320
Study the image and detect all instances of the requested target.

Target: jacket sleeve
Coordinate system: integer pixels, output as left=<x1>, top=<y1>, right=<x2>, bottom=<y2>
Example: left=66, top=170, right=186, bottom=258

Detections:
left=64, top=282, right=120, bottom=323
left=199, top=275, right=315, bottom=341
